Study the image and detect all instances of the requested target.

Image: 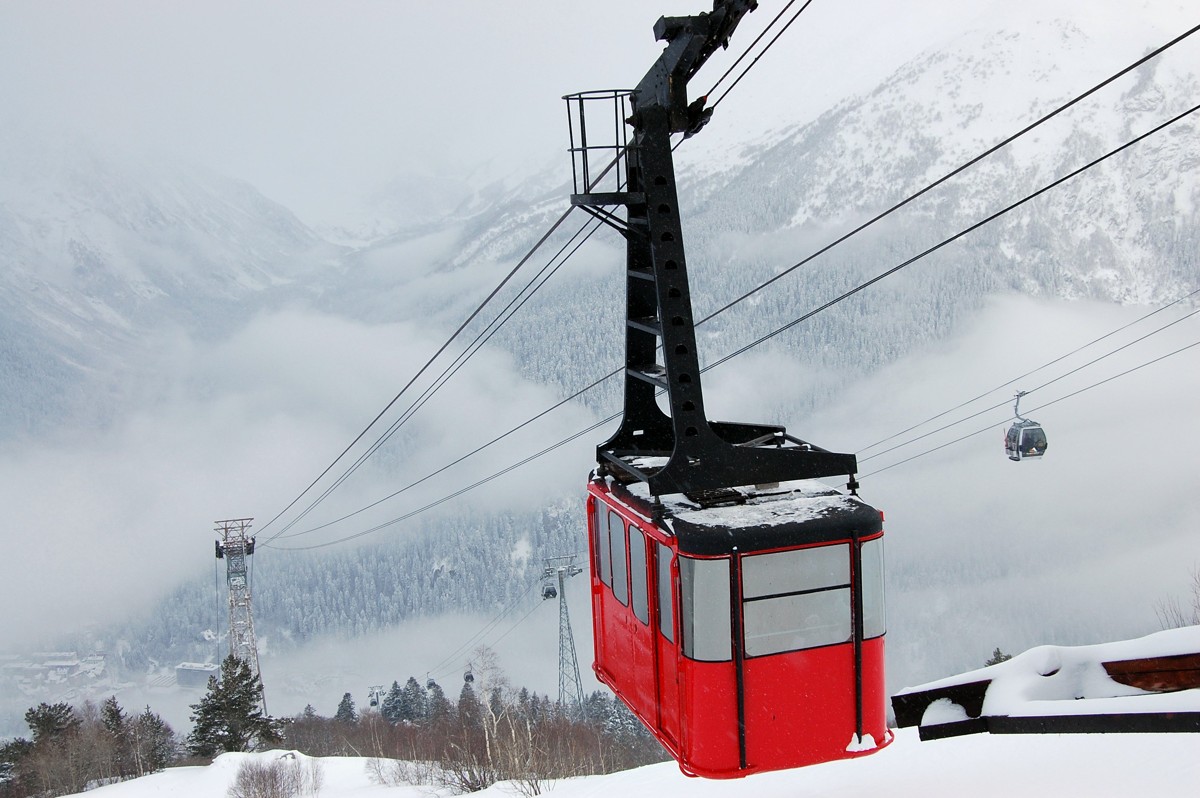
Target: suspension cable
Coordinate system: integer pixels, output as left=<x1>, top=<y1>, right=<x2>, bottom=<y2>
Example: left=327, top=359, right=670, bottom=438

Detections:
left=698, top=22, right=1200, bottom=325
left=257, top=204, right=581, bottom=536
left=858, top=304, right=1200, bottom=464
left=260, top=145, right=636, bottom=540
left=702, top=102, right=1200, bottom=372
left=709, top=0, right=816, bottom=110
left=261, top=216, right=604, bottom=543
left=704, top=0, right=804, bottom=99
left=424, top=580, right=538, bottom=680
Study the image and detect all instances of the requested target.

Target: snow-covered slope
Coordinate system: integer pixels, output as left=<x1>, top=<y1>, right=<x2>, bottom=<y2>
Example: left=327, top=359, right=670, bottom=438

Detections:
left=67, top=628, right=1200, bottom=797
left=70, top=726, right=1200, bottom=798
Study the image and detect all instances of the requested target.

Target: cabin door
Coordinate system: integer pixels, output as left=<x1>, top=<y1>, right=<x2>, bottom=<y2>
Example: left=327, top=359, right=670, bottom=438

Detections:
left=653, top=541, right=681, bottom=748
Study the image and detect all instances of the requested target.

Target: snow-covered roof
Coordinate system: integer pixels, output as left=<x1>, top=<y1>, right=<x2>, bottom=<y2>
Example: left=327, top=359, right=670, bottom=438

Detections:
left=894, top=625, right=1200, bottom=735
left=599, top=473, right=882, bottom=555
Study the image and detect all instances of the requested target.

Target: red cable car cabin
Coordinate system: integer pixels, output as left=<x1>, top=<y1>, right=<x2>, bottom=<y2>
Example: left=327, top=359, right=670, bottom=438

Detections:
left=587, top=473, right=890, bottom=778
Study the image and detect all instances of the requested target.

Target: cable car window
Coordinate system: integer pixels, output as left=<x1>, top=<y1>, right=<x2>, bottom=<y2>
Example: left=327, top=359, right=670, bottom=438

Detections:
left=861, top=537, right=886, bottom=639
left=597, top=506, right=613, bottom=588
left=629, top=527, right=649, bottom=624
left=744, top=588, right=851, bottom=655
left=741, top=545, right=852, bottom=657
left=679, top=556, right=731, bottom=662
left=656, top=542, right=674, bottom=642
left=1023, top=426, right=1047, bottom=453
left=742, top=545, right=849, bottom=598
left=609, top=511, right=628, bottom=606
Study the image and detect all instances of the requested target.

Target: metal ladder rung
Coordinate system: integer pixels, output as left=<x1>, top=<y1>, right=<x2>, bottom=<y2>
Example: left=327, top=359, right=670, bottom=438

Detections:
left=628, top=364, right=668, bottom=389
left=628, top=316, right=662, bottom=336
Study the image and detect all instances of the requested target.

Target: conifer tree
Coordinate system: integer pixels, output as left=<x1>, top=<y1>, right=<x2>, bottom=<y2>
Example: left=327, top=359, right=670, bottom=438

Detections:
left=457, top=683, right=483, bottom=732
left=426, top=679, right=453, bottom=725
left=185, top=655, right=279, bottom=758
left=334, top=692, right=358, bottom=725
left=399, top=676, right=428, bottom=722
left=985, top=647, right=1013, bottom=666
left=24, top=702, right=79, bottom=745
left=380, top=681, right=403, bottom=724
left=131, top=706, right=176, bottom=775
left=98, top=695, right=131, bottom=778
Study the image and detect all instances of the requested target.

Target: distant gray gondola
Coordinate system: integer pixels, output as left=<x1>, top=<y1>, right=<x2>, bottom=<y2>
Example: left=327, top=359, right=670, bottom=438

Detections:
left=1006, top=391, right=1048, bottom=461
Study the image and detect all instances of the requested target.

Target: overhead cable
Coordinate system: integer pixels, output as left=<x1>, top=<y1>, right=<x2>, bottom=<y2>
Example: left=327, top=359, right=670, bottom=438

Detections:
left=258, top=204, right=581, bottom=539
left=264, top=216, right=603, bottom=542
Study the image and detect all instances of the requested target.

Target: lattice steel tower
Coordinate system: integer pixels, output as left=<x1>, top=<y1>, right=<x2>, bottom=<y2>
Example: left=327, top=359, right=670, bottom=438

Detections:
left=541, top=556, right=585, bottom=713
left=214, top=518, right=262, bottom=682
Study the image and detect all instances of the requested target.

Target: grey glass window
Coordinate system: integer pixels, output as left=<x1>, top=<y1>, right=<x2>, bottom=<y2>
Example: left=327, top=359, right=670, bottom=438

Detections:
left=679, top=556, right=731, bottom=662
left=742, top=545, right=848, bottom=598
left=629, top=528, right=649, bottom=624
left=741, top=545, right=852, bottom=657
left=597, top=504, right=612, bottom=587
left=744, top=588, right=851, bottom=656
left=656, top=542, right=674, bottom=642
left=860, top=537, right=886, bottom=639
left=608, top=511, right=628, bottom=606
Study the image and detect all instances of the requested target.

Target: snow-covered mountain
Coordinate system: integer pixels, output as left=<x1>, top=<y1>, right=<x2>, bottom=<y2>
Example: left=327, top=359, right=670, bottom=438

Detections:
left=0, top=129, right=347, bottom=438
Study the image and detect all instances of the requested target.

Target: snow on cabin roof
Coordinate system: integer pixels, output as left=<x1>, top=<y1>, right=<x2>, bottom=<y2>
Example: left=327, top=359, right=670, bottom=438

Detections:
left=603, top=473, right=882, bottom=555
left=622, top=478, right=862, bottom=528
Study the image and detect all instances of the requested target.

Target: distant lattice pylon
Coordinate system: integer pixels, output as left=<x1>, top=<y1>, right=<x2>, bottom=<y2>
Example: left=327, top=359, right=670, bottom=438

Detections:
left=542, top=555, right=584, bottom=713
left=214, top=518, right=264, bottom=708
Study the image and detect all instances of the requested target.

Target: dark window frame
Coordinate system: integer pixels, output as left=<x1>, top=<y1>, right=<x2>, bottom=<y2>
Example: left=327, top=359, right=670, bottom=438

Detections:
left=629, top=527, right=649, bottom=625
left=608, top=510, right=629, bottom=606
left=656, top=542, right=675, bottom=643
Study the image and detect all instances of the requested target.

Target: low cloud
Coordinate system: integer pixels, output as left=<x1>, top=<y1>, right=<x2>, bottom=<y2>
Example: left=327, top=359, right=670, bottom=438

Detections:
left=0, top=309, right=596, bottom=647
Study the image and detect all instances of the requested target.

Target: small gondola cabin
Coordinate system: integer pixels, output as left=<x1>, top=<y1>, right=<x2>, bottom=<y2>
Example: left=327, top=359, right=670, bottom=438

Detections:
left=587, top=472, right=890, bottom=778
left=1005, top=419, right=1048, bottom=461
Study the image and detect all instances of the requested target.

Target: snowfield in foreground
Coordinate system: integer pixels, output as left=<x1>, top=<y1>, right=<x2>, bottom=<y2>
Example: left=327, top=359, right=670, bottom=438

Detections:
left=75, top=725, right=1200, bottom=798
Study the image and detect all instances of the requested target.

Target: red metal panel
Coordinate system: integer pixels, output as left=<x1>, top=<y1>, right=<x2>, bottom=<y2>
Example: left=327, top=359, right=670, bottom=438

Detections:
left=677, top=657, right=740, bottom=776
left=740, top=638, right=889, bottom=771
left=590, top=485, right=664, bottom=742
left=655, top=622, right=681, bottom=749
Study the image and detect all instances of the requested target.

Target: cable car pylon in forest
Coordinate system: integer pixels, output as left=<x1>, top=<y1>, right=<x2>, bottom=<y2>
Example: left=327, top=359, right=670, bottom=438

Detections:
left=565, top=0, right=889, bottom=778
left=1005, top=391, right=1048, bottom=461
